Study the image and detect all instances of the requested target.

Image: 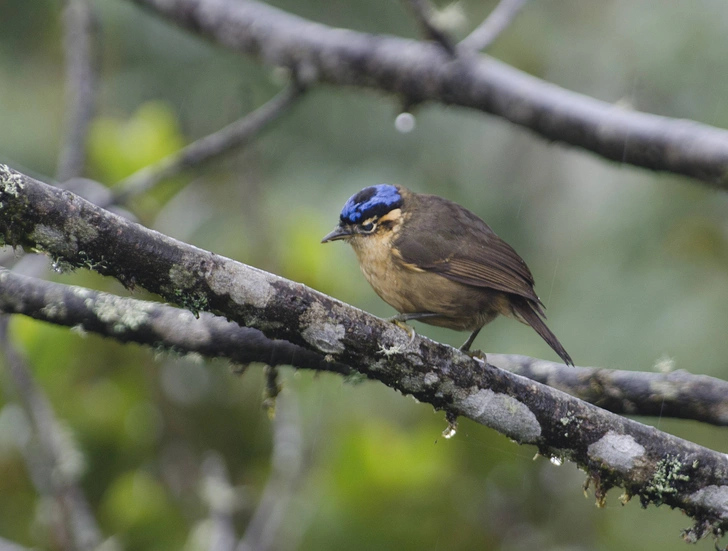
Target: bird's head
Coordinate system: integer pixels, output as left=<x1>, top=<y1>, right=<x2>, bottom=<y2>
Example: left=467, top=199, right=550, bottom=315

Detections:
left=321, top=184, right=405, bottom=244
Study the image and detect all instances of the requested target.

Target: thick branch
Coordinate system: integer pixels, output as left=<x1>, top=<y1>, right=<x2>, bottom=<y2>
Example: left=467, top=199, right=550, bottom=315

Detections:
left=129, top=0, right=728, bottom=187
left=489, top=355, right=728, bottom=427
left=3, top=268, right=728, bottom=427
left=0, top=267, right=349, bottom=375
left=1, top=165, right=727, bottom=540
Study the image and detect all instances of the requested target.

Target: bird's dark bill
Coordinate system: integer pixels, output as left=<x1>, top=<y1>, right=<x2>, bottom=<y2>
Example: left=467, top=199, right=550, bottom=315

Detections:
left=321, top=225, right=352, bottom=243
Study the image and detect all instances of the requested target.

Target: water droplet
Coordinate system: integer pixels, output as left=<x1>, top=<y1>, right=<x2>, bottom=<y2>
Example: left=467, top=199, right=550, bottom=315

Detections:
left=442, top=421, right=457, bottom=439
left=395, top=112, right=416, bottom=133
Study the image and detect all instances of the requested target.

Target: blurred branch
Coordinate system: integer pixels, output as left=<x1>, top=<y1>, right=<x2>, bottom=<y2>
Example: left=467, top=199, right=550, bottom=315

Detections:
left=459, top=0, right=530, bottom=52
left=129, top=0, right=728, bottom=188
left=0, top=316, right=102, bottom=551
left=402, top=0, right=457, bottom=56
left=489, top=354, right=728, bottom=427
left=3, top=265, right=728, bottom=427
left=0, top=267, right=350, bottom=376
left=236, top=392, right=306, bottom=551
left=0, top=537, right=35, bottom=551
left=199, top=453, right=238, bottom=551
left=111, top=83, right=305, bottom=204
left=56, top=0, right=98, bottom=182
left=1, top=165, right=728, bottom=543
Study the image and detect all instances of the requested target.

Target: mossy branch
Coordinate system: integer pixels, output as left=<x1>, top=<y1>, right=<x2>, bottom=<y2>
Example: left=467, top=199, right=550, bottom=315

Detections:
left=1, top=165, right=727, bottom=542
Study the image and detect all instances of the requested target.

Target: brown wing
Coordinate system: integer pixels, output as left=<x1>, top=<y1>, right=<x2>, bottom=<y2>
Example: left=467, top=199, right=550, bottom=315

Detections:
left=394, top=193, right=543, bottom=306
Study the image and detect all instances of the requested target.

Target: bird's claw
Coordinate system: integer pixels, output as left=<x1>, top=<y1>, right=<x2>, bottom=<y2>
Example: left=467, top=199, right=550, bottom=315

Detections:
left=389, top=318, right=417, bottom=348
left=462, top=348, right=487, bottom=363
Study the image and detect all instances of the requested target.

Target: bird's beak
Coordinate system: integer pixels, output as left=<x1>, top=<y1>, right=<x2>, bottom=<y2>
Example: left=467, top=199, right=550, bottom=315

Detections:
left=321, top=224, right=352, bottom=243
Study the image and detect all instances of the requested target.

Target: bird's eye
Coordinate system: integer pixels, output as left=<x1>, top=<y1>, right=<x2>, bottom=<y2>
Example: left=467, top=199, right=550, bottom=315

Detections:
left=360, top=222, right=376, bottom=233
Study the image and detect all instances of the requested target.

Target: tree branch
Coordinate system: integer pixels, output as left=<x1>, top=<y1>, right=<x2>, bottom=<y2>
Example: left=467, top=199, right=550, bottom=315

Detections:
left=0, top=267, right=350, bottom=376
left=489, top=354, right=728, bottom=427
left=112, top=82, right=305, bottom=204
left=128, top=0, right=728, bottom=187
left=402, top=0, right=457, bottom=56
left=0, top=316, right=102, bottom=551
left=56, top=0, right=97, bottom=182
left=2, top=268, right=727, bottom=427
left=459, top=0, right=530, bottom=52
left=1, top=164, right=727, bottom=541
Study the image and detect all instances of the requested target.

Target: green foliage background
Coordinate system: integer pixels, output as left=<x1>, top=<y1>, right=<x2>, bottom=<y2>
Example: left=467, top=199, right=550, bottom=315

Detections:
left=0, top=0, right=727, bottom=549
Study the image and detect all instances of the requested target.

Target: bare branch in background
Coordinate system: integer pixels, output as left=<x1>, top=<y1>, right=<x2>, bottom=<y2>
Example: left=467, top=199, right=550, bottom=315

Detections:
left=112, top=83, right=305, bottom=204
left=0, top=537, right=35, bottom=551
left=0, top=316, right=102, bottom=551
left=403, top=0, right=457, bottom=56
left=130, top=0, right=728, bottom=188
left=1, top=166, right=727, bottom=541
left=56, top=0, right=98, bottom=182
left=199, top=453, right=239, bottom=551
left=459, top=0, right=530, bottom=52
left=236, top=392, right=307, bottom=551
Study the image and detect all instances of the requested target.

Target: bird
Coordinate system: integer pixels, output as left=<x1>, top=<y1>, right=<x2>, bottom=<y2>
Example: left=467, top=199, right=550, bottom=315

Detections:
left=321, top=184, right=574, bottom=366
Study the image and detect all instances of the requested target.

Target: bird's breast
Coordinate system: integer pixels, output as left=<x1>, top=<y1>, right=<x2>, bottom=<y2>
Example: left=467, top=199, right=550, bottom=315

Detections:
left=349, top=234, right=502, bottom=331
left=351, top=235, right=418, bottom=313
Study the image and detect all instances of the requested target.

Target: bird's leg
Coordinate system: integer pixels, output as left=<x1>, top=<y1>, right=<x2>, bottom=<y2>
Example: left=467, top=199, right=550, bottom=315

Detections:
left=387, top=312, right=440, bottom=323
left=460, top=328, right=486, bottom=362
left=386, top=313, right=439, bottom=347
left=459, top=328, right=481, bottom=351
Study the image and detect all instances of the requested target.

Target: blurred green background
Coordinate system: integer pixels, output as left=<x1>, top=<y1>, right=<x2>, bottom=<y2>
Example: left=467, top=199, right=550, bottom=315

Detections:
left=1, top=0, right=727, bottom=549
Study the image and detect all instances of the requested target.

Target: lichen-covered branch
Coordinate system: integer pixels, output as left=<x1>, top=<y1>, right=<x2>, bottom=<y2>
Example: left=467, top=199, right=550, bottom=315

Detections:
left=489, top=354, right=728, bottom=427
left=129, top=0, right=728, bottom=187
left=2, top=268, right=727, bottom=428
left=0, top=267, right=350, bottom=375
left=1, top=164, right=727, bottom=541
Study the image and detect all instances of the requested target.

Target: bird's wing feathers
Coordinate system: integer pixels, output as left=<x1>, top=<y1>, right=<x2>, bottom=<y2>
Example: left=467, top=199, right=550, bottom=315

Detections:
left=394, top=194, right=541, bottom=303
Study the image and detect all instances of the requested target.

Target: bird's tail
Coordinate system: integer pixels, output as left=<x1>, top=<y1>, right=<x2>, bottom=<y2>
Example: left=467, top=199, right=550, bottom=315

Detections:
left=511, top=298, right=574, bottom=367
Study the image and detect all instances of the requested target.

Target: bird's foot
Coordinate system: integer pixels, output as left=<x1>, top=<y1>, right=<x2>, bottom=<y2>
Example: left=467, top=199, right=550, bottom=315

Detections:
left=461, top=347, right=487, bottom=364
left=388, top=318, right=417, bottom=347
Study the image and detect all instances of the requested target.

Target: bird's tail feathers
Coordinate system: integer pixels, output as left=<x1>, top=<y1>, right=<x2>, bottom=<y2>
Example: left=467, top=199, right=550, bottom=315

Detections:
left=512, top=299, right=574, bottom=366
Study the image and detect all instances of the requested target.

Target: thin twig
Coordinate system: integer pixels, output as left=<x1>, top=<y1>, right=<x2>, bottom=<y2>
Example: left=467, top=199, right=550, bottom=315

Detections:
left=199, top=452, right=238, bottom=551
left=403, top=0, right=457, bottom=56
left=459, top=0, right=530, bottom=52
left=112, top=83, right=304, bottom=204
left=236, top=392, right=306, bottom=551
left=0, top=317, right=102, bottom=551
left=0, top=536, right=35, bottom=551
left=56, top=0, right=98, bottom=182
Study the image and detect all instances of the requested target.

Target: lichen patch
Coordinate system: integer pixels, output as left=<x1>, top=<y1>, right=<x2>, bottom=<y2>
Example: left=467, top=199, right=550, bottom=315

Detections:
left=587, top=432, right=646, bottom=473
left=457, top=389, right=541, bottom=443
left=301, top=302, right=345, bottom=354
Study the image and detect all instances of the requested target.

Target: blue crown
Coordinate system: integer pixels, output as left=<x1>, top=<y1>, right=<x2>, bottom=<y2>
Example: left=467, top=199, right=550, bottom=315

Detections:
left=340, top=184, right=402, bottom=224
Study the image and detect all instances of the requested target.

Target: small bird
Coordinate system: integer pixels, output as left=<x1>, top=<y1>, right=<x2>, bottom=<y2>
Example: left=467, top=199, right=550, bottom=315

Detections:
left=321, top=184, right=574, bottom=366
